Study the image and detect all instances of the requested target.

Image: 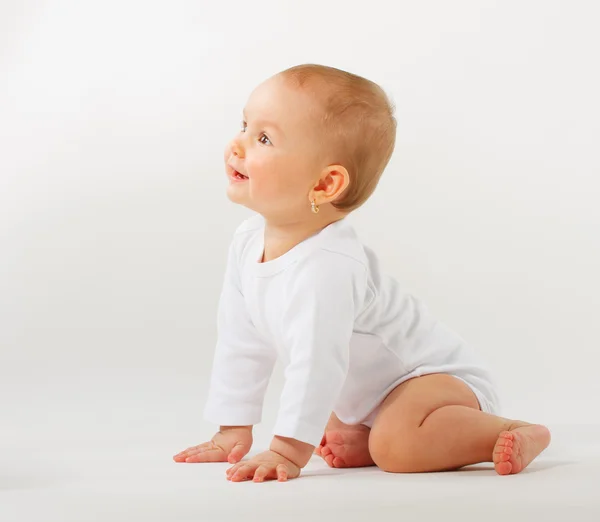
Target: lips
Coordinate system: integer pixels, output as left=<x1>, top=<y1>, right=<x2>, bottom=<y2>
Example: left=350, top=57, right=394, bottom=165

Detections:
left=227, top=164, right=249, bottom=181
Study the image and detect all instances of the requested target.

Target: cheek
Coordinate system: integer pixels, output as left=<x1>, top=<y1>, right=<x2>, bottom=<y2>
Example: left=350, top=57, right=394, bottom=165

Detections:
left=246, top=154, right=311, bottom=202
left=246, top=158, right=281, bottom=194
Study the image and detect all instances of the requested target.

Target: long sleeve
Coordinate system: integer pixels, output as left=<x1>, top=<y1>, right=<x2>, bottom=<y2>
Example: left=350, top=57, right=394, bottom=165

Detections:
left=203, top=238, right=277, bottom=426
left=272, top=249, right=368, bottom=447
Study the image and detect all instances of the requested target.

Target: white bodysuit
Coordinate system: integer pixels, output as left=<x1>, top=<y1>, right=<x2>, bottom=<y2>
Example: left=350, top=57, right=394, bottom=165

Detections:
left=203, top=214, right=500, bottom=448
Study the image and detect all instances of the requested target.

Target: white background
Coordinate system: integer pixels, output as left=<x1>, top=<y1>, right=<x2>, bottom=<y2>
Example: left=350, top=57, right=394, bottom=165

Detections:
left=1, top=0, right=599, bottom=464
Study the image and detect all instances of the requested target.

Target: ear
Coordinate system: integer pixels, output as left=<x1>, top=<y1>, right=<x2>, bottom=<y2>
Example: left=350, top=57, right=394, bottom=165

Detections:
left=311, top=165, right=350, bottom=205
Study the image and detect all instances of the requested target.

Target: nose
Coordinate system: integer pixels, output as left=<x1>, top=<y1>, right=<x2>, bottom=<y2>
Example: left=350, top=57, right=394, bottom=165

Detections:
left=229, top=136, right=245, bottom=159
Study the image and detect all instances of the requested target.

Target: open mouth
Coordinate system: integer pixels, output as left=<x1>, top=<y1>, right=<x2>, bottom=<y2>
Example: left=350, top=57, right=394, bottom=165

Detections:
left=227, top=163, right=249, bottom=182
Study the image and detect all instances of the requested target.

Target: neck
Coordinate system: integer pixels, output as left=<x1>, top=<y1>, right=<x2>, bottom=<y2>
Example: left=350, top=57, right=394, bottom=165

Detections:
left=260, top=206, right=346, bottom=263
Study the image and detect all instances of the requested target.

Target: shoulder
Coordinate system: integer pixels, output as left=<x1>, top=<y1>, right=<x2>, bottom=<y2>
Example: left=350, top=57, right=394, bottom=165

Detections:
left=316, top=217, right=369, bottom=273
left=281, top=248, right=368, bottom=319
left=314, top=247, right=367, bottom=276
left=284, top=218, right=369, bottom=281
left=289, top=247, right=368, bottom=295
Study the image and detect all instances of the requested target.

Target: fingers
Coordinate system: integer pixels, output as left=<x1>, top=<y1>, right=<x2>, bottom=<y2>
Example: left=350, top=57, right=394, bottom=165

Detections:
left=253, top=465, right=270, bottom=483
left=226, top=461, right=293, bottom=483
left=277, top=464, right=288, bottom=482
left=226, top=461, right=246, bottom=480
left=227, top=464, right=288, bottom=482
left=173, top=443, right=210, bottom=461
left=228, top=463, right=253, bottom=482
left=185, top=448, right=228, bottom=463
left=227, top=441, right=249, bottom=464
left=173, top=442, right=227, bottom=463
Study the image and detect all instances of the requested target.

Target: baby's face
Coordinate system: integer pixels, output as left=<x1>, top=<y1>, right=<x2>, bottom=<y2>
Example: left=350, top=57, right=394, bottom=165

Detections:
left=224, top=75, right=325, bottom=220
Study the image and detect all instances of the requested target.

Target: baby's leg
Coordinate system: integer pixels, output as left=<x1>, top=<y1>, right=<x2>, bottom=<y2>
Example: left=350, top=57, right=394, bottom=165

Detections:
left=314, top=412, right=375, bottom=468
left=367, top=373, right=551, bottom=474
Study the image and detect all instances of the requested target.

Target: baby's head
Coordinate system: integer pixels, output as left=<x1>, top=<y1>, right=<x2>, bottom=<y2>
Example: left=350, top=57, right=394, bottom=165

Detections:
left=224, top=64, right=396, bottom=222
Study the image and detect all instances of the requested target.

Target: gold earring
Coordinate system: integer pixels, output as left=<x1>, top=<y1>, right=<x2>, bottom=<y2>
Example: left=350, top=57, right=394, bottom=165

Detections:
left=311, top=200, right=320, bottom=214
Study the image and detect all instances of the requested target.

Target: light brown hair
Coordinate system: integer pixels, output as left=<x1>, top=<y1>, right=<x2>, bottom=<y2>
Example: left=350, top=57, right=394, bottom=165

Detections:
left=279, top=64, right=397, bottom=213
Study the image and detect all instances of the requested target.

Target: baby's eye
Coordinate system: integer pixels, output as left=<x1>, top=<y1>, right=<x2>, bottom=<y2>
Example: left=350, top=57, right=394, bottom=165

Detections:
left=258, top=133, right=271, bottom=146
left=240, top=121, right=247, bottom=133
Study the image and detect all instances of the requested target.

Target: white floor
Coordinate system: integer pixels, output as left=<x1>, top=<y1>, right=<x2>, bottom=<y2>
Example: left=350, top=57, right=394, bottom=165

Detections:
left=1, top=423, right=599, bottom=522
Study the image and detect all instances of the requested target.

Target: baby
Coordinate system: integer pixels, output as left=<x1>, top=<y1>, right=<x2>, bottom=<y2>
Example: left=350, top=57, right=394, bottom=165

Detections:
left=173, top=64, right=551, bottom=482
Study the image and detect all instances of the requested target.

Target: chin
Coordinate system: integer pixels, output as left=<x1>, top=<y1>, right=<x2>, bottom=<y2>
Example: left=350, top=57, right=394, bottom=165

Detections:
left=226, top=186, right=245, bottom=203
left=225, top=189, right=254, bottom=211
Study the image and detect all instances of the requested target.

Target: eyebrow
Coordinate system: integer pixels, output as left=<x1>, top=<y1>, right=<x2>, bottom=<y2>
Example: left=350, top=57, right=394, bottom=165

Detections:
left=242, top=109, right=285, bottom=137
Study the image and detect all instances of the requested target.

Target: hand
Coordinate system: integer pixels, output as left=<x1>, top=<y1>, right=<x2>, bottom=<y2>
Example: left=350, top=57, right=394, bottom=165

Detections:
left=226, top=450, right=301, bottom=482
left=173, top=426, right=253, bottom=464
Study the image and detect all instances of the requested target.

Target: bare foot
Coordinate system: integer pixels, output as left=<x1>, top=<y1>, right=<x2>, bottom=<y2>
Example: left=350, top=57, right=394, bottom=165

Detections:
left=493, top=422, right=551, bottom=475
left=314, top=414, right=375, bottom=468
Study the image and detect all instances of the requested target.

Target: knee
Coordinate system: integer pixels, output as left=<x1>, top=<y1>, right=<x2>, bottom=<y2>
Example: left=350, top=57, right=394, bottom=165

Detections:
left=368, top=429, right=419, bottom=473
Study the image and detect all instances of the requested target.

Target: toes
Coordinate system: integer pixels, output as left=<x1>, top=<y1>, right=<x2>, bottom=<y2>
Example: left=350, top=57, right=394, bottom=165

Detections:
left=332, top=457, right=346, bottom=468
left=321, top=446, right=347, bottom=468
left=494, top=431, right=516, bottom=460
left=495, top=461, right=512, bottom=475
left=493, top=430, right=522, bottom=475
left=493, top=451, right=506, bottom=464
left=318, top=443, right=335, bottom=467
left=496, top=436, right=514, bottom=448
left=324, top=454, right=335, bottom=468
left=494, top=445, right=513, bottom=456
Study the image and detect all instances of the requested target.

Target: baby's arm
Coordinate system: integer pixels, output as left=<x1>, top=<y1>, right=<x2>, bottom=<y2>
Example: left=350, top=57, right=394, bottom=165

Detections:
left=174, top=238, right=277, bottom=464
left=203, top=240, right=277, bottom=427
left=225, top=250, right=368, bottom=481
left=271, top=251, right=367, bottom=450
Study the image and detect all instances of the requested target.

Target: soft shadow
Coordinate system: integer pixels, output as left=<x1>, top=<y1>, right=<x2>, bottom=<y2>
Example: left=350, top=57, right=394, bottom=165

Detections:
left=302, top=466, right=379, bottom=478
left=459, top=459, right=577, bottom=475
left=301, top=459, right=579, bottom=479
